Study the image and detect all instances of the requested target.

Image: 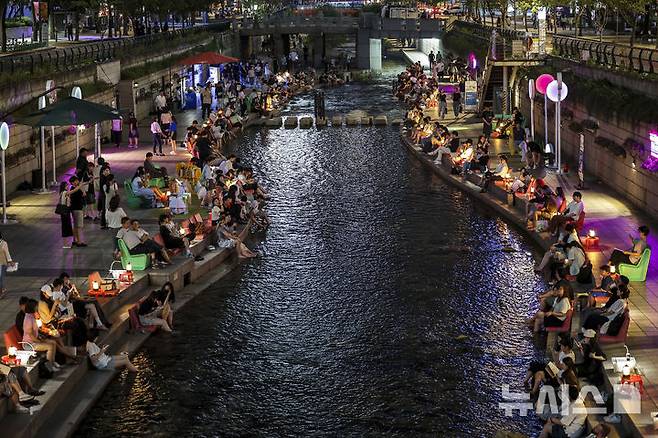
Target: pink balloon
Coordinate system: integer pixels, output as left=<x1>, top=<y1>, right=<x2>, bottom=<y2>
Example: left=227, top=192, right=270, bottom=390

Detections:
left=536, top=74, right=555, bottom=95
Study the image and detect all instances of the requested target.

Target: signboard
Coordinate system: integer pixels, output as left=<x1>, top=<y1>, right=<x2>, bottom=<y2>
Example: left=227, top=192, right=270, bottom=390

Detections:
left=650, top=131, right=658, bottom=158
left=464, top=80, right=477, bottom=112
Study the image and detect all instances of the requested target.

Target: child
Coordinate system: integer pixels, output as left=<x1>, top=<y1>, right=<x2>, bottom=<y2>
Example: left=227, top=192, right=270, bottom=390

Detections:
left=211, top=197, right=223, bottom=226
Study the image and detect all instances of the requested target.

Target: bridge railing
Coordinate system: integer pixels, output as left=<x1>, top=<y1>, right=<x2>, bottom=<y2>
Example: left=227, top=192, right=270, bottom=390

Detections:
left=552, top=35, right=658, bottom=74
left=235, top=15, right=358, bottom=31
left=0, top=22, right=229, bottom=78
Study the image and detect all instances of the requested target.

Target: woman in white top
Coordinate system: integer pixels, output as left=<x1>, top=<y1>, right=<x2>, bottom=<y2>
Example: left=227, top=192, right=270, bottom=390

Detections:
left=0, top=232, right=14, bottom=297
left=86, top=335, right=137, bottom=372
left=582, top=285, right=629, bottom=335
left=530, top=283, right=572, bottom=333
left=105, top=195, right=127, bottom=229
left=564, top=241, right=587, bottom=277
left=103, top=174, right=119, bottom=210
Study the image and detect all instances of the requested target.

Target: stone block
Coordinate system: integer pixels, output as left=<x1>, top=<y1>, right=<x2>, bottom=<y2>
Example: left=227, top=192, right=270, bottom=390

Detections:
left=265, top=117, right=282, bottom=128
left=284, top=117, right=298, bottom=129
left=299, top=117, right=314, bottom=129
left=360, top=117, right=372, bottom=126
left=345, top=116, right=360, bottom=126
left=331, top=116, right=343, bottom=127
left=391, top=119, right=403, bottom=126
left=316, top=117, right=328, bottom=127
left=373, top=115, right=388, bottom=126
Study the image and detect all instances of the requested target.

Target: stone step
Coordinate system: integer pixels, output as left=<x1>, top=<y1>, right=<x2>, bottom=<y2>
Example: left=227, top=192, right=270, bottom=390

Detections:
left=299, top=116, right=314, bottom=129
left=373, top=115, right=388, bottom=126
left=264, top=117, right=282, bottom=128
left=331, top=116, right=343, bottom=127
left=283, top=117, right=298, bottom=129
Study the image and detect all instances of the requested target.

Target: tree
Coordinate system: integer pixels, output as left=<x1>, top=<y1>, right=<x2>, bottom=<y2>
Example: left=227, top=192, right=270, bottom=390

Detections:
left=611, top=0, right=652, bottom=47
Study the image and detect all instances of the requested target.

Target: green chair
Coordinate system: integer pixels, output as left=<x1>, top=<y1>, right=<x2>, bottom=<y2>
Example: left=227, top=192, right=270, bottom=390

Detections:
left=123, top=180, right=144, bottom=209
left=149, top=177, right=166, bottom=189
left=117, top=239, right=150, bottom=271
left=619, top=248, right=651, bottom=282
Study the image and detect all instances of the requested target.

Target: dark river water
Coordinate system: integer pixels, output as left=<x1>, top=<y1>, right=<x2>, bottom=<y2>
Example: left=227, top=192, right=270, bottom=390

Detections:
left=75, top=62, right=546, bottom=437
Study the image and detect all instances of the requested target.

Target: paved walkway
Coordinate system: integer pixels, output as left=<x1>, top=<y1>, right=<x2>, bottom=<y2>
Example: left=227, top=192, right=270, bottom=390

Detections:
left=421, top=109, right=658, bottom=433
left=0, top=106, right=205, bottom=340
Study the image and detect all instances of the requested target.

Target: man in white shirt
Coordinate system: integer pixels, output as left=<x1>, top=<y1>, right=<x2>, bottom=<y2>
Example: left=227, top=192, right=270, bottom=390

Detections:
left=111, top=118, right=122, bottom=147
left=150, top=117, right=163, bottom=156
left=154, top=92, right=167, bottom=114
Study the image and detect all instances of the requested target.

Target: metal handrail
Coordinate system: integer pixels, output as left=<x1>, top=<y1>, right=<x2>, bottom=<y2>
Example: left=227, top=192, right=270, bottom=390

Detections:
left=0, top=21, right=229, bottom=77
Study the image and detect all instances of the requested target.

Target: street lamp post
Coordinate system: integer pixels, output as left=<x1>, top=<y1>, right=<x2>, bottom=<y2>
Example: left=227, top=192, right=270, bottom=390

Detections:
left=546, top=74, right=569, bottom=174
left=38, top=96, right=48, bottom=193
left=71, top=87, right=82, bottom=157
left=0, top=122, right=9, bottom=223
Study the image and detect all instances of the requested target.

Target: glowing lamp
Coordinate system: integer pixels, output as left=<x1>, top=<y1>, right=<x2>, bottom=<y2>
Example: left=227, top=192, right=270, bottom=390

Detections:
left=92, top=281, right=100, bottom=291
left=610, top=265, right=616, bottom=274
left=36, top=319, right=42, bottom=328
left=622, top=363, right=632, bottom=377
left=126, top=262, right=133, bottom=272
left=535, top=74, right=554, bottom=95
left=0, top=122, right=9, bottom=151
left=546, top=80, right=568, bottom=102
left=564, top=259, right=570, bottom=266
left=587, top=229, right=596, bottom=238
left=180, top=227, right=186, bottom=235
left=8, top=346, right=17, bottom=357
left=166, top=191, right=171, bottom=197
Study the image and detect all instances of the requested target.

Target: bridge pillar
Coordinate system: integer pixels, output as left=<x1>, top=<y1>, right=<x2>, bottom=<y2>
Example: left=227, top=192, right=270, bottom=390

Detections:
left=239, top=35, right=253, bottom=60
left=356, top=30, right=381, bottom=72
left=312, top=33, right=325, bottom=70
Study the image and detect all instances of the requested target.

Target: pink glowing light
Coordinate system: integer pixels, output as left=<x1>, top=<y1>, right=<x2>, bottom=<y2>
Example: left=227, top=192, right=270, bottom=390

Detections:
left=535, top=74, right=555, bottom=95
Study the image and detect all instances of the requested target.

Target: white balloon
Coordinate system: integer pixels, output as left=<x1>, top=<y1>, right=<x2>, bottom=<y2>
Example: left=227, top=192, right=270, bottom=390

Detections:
left=546, top=80, right=568, bottom=102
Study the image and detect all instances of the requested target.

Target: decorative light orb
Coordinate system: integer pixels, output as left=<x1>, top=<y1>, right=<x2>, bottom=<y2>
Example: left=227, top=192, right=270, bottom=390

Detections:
left=528, top=79, right=535, bottom=99
left=0, top=122, right=9, bottom=151
left=588, top=229, right=596, bottom=238
left=546, top=80, right=569, bottom=102
left=535, top=74, right=554, bottom=95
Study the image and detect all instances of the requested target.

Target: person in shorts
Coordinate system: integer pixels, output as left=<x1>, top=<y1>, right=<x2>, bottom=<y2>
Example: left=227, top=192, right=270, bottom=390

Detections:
left=67, top=176, right=88, bottom=247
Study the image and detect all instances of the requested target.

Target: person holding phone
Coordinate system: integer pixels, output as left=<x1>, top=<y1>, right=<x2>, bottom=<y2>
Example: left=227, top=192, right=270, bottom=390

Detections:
left=67, top=176, right=88, bottom=247
left=86, top=334, right=137, bottom=372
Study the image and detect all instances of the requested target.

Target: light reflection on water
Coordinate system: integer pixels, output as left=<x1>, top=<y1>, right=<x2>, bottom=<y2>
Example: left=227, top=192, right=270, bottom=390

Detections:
left=75, top=65, right=545, bottom=438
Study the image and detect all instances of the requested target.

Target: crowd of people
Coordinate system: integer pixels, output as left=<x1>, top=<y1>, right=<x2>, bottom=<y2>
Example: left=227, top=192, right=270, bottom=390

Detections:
left=398, top=59, right=652, bottom=437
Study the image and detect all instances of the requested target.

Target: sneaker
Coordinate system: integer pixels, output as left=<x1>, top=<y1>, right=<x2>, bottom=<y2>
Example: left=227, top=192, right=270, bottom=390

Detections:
left=194, top=256, right=204, bottom=262
left=77, top=242, right=88, bottom=247
left=62, top=245, right=72, bottom=249
left=28, top=390, right=46, bottom=396
left=52, top=362, right=62, bottom=369
left=603, top=414, right=621, bottom=423
left=169, top=151, right=176, bottom=155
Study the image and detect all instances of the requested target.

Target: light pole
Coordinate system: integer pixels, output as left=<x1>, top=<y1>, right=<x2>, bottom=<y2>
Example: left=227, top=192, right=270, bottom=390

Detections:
left=547, top=75, right=569, bottom=174
left=0, top=122, right=8, bottom=223
left=71, top=87, right=82, bottom=157
left=528, top=78, right=535, bottom=140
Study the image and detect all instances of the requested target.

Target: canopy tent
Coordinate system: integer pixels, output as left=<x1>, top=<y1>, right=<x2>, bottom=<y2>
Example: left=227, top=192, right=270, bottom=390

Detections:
left=15, top=96, right=121, bottom=127
left=14, top=96, right=122, bottom=186
left=177, top=51, right=239, bottom=65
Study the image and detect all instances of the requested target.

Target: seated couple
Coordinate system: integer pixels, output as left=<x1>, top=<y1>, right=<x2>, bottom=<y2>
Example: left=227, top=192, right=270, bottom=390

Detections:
left=131, top=167, right=168, bottom=208
left=158, top=214, right=204, bottom=261
left=116, top=217, right=172, bottom=268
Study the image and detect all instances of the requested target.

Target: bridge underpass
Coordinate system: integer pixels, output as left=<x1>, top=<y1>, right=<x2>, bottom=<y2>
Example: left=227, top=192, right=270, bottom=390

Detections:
left=232, top=14, right=445, bottom=72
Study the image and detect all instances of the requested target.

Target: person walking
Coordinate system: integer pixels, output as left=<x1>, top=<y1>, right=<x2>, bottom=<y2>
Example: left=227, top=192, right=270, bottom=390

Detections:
left=201, top=86, right=212, bottom=119
left=0, top=232, right=15, bottom=298
left=111, top=117, right=122, bottom=147
left=150, top=117, right=164, bottom=156
left=452, top=89, right=462, bottom=118
left=128, top=112, right=139, bottom=149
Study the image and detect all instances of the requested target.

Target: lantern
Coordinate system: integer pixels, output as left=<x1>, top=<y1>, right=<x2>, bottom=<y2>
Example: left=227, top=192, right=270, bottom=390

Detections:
left=36, top=319, right=43, bottom=328
left=8, top=346, right=17, bottom=357
left=610, top=265, right=616, bottom=274
left=92, top=281, right=100, bottom=291
left=588, top=229, right=596, bottom=238
left=126, top=262, right=133, bottom=272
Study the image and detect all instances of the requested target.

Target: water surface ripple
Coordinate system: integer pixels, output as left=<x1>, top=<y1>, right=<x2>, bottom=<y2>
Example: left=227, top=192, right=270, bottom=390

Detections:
left=76, top=73, right=545, bottom=438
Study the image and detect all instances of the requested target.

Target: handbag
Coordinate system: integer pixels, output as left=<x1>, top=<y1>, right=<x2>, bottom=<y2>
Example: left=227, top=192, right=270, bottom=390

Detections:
left=55, top=203, right=70, bottom=215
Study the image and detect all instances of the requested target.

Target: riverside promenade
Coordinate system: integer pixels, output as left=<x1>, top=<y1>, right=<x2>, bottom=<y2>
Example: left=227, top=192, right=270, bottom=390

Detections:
left=402, top=113, right=658, bottom=437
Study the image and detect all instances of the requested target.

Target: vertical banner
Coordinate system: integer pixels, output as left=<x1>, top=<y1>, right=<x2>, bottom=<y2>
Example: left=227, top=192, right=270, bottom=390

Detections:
left=578, top=133, right=585, bottom=188
left=464, top=80, right=477, bottom=112
left=537, top=8, right=547, bottom=55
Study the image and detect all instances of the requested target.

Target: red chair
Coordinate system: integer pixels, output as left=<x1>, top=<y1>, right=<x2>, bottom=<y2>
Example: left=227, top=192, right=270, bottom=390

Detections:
left=569, top=211, right=586, bottom=233
left=600, top=310, right=630, bottom=344
left=546, top=309, right=573, bottom=333
left=128, top=305, right=157, bottom=333
left=4, top=325, right=21, bottom=352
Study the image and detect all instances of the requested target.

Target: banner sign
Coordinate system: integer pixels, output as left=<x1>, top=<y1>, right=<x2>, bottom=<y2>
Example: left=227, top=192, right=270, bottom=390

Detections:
left=464, top=80, right=477, bottom=112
